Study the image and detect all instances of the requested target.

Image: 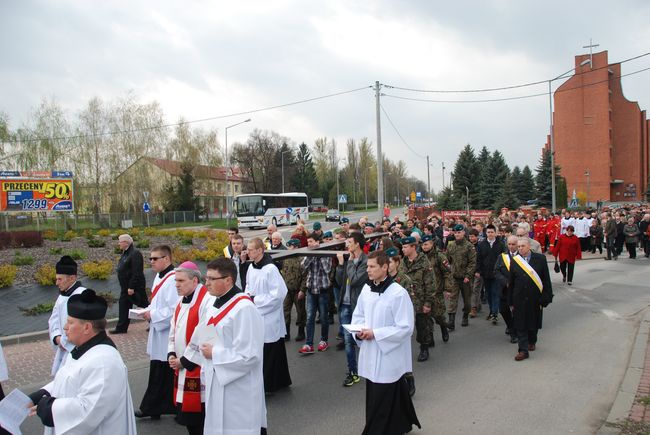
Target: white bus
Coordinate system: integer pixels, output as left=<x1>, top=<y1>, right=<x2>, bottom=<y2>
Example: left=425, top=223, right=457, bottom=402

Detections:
left=234, top=192, right=309, bottom=229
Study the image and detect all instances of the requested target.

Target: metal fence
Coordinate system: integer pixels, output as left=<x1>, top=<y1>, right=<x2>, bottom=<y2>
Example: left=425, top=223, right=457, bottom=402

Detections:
left=1, top=211, right=205, bottom=232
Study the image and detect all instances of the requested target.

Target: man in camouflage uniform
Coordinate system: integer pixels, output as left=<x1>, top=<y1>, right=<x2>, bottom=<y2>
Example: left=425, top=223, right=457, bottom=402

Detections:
left=446, top=224, right=477, bottom=330
left=420, top=235, right=450, bottom=343
left=400, top=236, right=435, bottom=362
left=281, top=239, right=306, bottom=341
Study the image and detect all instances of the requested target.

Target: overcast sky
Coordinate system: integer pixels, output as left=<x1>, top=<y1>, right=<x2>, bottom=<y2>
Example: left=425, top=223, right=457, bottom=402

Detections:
left=1, top=1, right=649, bottom=192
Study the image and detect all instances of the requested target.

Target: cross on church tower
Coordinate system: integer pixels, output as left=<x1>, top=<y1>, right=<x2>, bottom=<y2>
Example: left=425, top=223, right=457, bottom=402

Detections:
left=582, top=38, right=600, bottom=69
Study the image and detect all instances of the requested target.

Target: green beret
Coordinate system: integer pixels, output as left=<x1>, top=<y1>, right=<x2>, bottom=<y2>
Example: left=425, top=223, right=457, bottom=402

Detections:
left=385, top=247, right=399, bottom=257
left=340, top=217, right=349, bottom=223
left=287, top=239, right=301, bottom=247
left=323, top=231, right=333, bottom=238
left=401, top=236, right=417, bottom=245
left=313, top=221, right=322, bottom=230
left=421, top=235, right=433, bottom=243
left=453, top=224, right=465, bottom=231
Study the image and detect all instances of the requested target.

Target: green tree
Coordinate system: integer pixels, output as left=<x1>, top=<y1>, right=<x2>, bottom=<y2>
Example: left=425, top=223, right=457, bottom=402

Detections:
left=556, top=176, right=568, bottom=209
left=479, top=150, right=509, bottom=209
left=292, top=142, right=318, bottom=198
left=451, top=144, right=479, bottom=208
left=535, top=149, right=562, bottom=208
left=520, top=165, right=536, bottom=203
left=475, top=146, right=491, bottom=207
left=494, top=174, right=518, bottom=210
left=437, top=186, right=462, bottom=210
left=163, top=161, right=198, bottom=213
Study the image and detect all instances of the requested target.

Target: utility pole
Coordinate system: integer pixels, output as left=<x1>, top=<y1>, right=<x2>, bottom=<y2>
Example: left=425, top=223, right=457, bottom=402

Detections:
left=426, top=155, right=430, bottom=204
left=375, top=81, right=384, bottom=209
left=442, top=162, right=446, bottom=189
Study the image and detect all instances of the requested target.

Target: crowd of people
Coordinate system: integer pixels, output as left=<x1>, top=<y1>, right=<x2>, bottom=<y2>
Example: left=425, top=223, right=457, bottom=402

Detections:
left=8, top=203, right=648, bottom=434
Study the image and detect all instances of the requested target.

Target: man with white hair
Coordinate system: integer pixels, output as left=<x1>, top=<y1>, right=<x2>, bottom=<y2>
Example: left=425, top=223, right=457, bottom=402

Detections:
left=516, top=227, right=542, bottom=254
left=112, top=234, right=148, bottom=334
left=263, top=224, right=277, bottom=250
left=270, top=232, right=286, bottom=250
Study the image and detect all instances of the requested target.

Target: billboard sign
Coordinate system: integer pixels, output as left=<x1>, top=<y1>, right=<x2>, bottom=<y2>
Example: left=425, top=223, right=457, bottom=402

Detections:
left=1, top=172, right=74, bottom=212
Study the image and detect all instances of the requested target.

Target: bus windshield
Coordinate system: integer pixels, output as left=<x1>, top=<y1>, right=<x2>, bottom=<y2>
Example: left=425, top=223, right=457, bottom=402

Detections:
left=235, top=195, right=264, bottom=217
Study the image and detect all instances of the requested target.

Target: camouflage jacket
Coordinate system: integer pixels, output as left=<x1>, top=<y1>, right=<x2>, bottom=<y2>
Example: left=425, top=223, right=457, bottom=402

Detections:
left=399, top=252, right=435, bottom=312
left=281, top=256, right=304, bottom=293
left=446, top=239, right=477, bottom=280
left=391, top=269, right=413, bottom=293
left=423, top=248, right=452, bottom=293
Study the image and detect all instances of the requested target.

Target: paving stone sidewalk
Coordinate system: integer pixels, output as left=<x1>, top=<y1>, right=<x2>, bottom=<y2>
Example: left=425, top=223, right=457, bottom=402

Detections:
left=629, top=333, right=650, bottom=424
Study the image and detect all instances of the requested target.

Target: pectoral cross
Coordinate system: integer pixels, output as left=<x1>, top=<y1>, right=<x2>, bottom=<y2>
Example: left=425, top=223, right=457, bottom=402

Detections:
left=582, top=39, right=600, bottom=69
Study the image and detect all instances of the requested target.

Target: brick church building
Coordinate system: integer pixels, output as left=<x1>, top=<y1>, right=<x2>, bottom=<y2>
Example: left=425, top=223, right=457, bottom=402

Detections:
left=545, top=50, right=649, bottom=205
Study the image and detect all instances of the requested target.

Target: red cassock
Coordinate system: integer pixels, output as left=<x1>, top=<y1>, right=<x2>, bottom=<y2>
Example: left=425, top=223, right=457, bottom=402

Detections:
left=534, top=219, right=547, bottom=246
left=552, top=234, right=582, bottom=263
left=546, top=217, right=561, bottom=248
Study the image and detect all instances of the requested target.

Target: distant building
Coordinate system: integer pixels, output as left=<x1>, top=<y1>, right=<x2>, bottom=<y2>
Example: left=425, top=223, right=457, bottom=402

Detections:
left=114, top=157, right=251, bottom=214
left=545, top=50, right=649, bottom=205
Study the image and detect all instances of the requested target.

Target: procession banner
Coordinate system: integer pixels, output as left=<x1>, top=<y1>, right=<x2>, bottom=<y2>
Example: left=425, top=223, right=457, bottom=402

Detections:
left=0, top=172, right=74, bottom=212
left=442, top=210, right=493, bottom=220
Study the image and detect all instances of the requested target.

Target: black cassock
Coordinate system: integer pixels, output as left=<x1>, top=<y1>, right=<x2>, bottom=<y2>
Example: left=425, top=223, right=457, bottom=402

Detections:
left=508, top=252, right=553, bottom=331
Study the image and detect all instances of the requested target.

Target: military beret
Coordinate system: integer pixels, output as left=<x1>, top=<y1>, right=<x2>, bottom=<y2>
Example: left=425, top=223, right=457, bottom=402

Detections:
left=453, top=224, right=465, bottom=231
left=287, top=238, right=301, bottom=247
left=323, top=231, right=333, bottom=238
left=340, top=217, right=349, bottom=223
left=421, top=235, right=433, bottom=243
left=365, top=222, right=375, bottom=228
left=313, top=221, right=322, bottom=230
left=401, top=236, right=417, bottom=245
left=385, top=247, right=399, bottom=258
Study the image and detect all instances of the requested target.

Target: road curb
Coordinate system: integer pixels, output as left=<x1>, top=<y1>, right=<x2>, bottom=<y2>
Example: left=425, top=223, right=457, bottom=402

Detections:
left=597, top=307, right=650, bottom=434
left=0, top=317, right=120, bottom=345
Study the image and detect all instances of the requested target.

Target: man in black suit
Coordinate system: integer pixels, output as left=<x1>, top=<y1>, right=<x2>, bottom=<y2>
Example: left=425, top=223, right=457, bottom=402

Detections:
left=494, top=235, right=519, bottom=343
left=113, top=234, right=148, bottom=334
left=476, top=224, right=506, bottom=323
left=508, top=237, right=553, bottom=361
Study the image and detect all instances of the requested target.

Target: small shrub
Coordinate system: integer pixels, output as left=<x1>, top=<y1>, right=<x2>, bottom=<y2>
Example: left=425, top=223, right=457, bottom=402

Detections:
left=206, top=238, right=228, bottom=255
left=62, top=230, right=78, bottom=241
left=172, top=247, right=199, bottom=263
left=0, top=232, right=11, bottom=249
left=42, top=230, right=58, bottom=240
left=49, top=247, right=64, bottom=255
left=0, top=264, right=18, bottom=287
left=194, top=249, right=219, bottom=262
left=35, top=264, right=56, bottom=286
left=180, top=238, right=194, bottom=246
left=129, top=228, right=141, bottom=237
left=20, top=302, right=54, bottom=316
left=82, top=229, right=94, bottom=239
left=97, top=291, right=116, bottom=306
left=87, top=237, right=106, bottom=248
left=143, top=227, right=161, bottom=237
left=97, top=229, right=111, bottom=237
left=114, top=246, right=123, bottom=255
left=12, top=252, right=34, bottom=266
left=82, top=260, right=113, bottom=280
left=10, top=231, right=44, bottom=248
left=112, top=234, right=119, bottom=240
left=64, top=249, right=86, bottom=260
left=136, top=238, right=150, bottom=249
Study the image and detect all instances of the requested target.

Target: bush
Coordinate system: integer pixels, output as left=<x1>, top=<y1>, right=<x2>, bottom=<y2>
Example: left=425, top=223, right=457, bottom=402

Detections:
left=0, top=232, right=11, bottom=249
left=136, top=238, right=150, bottom=249
left=87, top=237, right=106, bottom=248
left=114, top=246, right=123, bottom=255
left=82, top=229, right=94, bottom=239
left=64, top=249, right=86, bottom=260
left=12, top=252, right=34, bottom=266
left=35, top=264, right=56, bottom=286
left=143, top=227, right=161, bottom=237
left=205, top=238, right=228, bottom=256
left=62, top=230, right=78, bottom=241
left=172, top=247, right=199, bottom=263
left=42, top=230, right=58, bottom=240
left=82, top=260, right=113, bottom=280
left=20, top=302, right=54, bottom=316
left=97, top=229, right=111, bottom=237
left=0, top=231, right=44, bottom=249
left=49, top=247, right=64, bottom=255
left=0, top=264, right=18, bottom=288
left=97, top=291, right=117, bottom=306
left=180, top=238, right=194, bottom=246
left=193, top=249, right=219, bottom=262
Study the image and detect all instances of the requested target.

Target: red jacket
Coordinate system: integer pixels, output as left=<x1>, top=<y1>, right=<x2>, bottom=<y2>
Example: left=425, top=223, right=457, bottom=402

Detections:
left=553, top=234, right=582, bottom=263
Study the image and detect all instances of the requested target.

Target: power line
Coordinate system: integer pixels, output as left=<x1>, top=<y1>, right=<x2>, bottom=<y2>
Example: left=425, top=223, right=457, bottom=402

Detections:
left=383, top=51, right=650, bottom=94
left=6, top=86, right=373, bottom=144
left=379, top=104, right=426, bottom=159
left=382, top=66, right=650, bottom=104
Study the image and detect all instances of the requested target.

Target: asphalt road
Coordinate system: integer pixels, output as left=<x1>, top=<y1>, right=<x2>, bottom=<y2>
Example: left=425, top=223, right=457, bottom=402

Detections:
left=18, top=255, right=650, bottom=434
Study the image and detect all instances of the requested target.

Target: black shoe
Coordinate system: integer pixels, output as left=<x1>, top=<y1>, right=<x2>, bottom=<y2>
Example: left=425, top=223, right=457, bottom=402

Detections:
left=284, top=333, right=290, bottom=340
left=562, top=275, right=566, bottom=283
left=135, top=410, right=160, bottom=420
left=110, top=329, right=127, bottom=334
left=295, top=327, right=305, bottom=342
left=491, top=314, right=498, bottom=325
left=567, top=282, right=572, bottom=286
left=510, top=335, right=518, bottom=344
left=447, top=314, right=456, bottom=331
left=441, top=324, right=449, bottom=342
left=417, top=346, right=429, bottom=362
left=328, top=316, right=334, bottom=325
left=505, top=327, right=511, bottom=335
left=406, top=375, right=416, bottom=397
left=336, top=342, right=345, bottom=351
left=316, top=315, right=321, bottom=324
left=461, top=314, right=469, bottom=327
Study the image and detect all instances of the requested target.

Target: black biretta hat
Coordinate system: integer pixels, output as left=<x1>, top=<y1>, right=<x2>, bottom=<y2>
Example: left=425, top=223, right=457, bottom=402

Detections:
left=67, top=289, right=107, bottom=320
left=56, top=255, right=78, bottom=275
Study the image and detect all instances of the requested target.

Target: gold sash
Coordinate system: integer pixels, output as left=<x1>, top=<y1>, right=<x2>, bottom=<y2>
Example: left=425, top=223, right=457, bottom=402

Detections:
left=512, top=255, right=543, bottom=293
left=501, top=253, right=511, bottom=271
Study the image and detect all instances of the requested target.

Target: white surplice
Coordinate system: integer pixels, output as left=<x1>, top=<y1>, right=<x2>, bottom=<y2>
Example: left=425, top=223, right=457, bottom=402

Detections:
left=147, top=270, right=179, bottom=361
left=41, top=342, right=136, bottom=435
left=352, top=281, right=415, bottom=384
left=245, top=258, right=287, bottom=342
left=185, top=293, right=267, bottom=435
left=0, top=341, right=7, bottom=382
left=48, top=283, right=86, bottom=376
left=561, top=217, right=575, bottom=235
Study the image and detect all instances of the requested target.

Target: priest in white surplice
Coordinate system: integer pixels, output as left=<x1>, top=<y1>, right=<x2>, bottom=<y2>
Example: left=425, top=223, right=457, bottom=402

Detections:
left=245, top=237, right=292, bottom=393
left=135, top=244, right=179, bottom=420
left=29, top=289, right=137, bottom=435
left=352, top=250, right=421, bottom=435
left=48, top=255, right=86, bottom=376
left=185, top=257, right=267, bottom=435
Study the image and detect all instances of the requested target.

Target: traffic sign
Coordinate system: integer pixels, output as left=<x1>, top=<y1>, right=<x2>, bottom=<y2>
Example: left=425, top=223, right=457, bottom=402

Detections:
left=338, top=194, right=347, bottom=204
left=410, top=191, right=416, bottom=202
left=416, top=191, right=422, bottom=199
left=143, top=202, right=150, bottom=213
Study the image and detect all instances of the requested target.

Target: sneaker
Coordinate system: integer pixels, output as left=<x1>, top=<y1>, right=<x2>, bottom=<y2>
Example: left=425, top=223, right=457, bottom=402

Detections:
left=299, top=345, right=314, bottom=355
left=317, top=341, right=329, bottom=352
left=491, top=314, right=498, bottom=325
left=343, top=372, right=360, bottom=387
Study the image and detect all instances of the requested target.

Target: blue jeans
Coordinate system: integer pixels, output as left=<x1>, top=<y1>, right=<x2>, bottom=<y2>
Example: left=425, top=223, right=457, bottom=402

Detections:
left=333, top=286, right=344, bottom=337
left=339, top=304, right=357, bottom=374
left=306, top=292, right=329, bottom=346
left=485, top=278, right=500, bottom=315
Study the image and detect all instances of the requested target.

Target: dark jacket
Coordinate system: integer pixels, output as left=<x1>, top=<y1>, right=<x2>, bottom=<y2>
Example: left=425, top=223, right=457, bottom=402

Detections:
left=476, top=237, right=506, bottom=279
left=494, top=251, right=517, bottom=299
left=117, top=244, right=145, bottom=291
left=335, top=253, right=368, bottom=311
left=508, top=252, right=553, bottom=331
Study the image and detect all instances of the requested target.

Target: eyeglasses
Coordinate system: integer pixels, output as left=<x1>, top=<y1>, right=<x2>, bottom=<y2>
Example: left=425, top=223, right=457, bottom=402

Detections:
left=149, top=256, right=167, bottom=262
left=206, top=276, right=229, bottom=281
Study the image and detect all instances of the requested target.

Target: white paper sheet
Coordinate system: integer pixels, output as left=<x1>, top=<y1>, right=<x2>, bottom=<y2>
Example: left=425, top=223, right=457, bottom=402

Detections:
left=0, top=388, right=31, bottom=435
left=342, top=324, right=366, bottom=333
left=128, top=308, right=150, bottom=320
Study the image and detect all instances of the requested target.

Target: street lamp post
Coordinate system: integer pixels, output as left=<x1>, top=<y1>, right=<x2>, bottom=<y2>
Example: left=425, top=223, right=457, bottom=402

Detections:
left=281, top=149, right=290, bottom=193
left=584, top=169, right=591, bottom=207
left=224, top=118, right=251, bottom=227
left=336, top=158, right=346, bottom=212
left=442, top=162, right=446, bottom=190
left=465, top=186, right=470, bottom=215
left=549, top=59, right=591, bottom=212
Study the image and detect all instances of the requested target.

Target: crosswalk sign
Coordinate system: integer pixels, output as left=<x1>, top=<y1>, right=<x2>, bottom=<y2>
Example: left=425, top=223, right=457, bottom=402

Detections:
left=143, top=202, right=150, bottom=213
left=338, top=194, right=347, bottom=204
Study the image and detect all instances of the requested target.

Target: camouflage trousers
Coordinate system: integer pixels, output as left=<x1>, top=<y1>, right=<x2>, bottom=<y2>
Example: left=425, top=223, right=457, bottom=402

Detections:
left=415, top=313, right=433, bottom=345
left=447, top=278, right=472, bottom=315
left=283, top=290, right=306, bottom=328
left=471, top=275, right=483, bottom=309
left=432, top=291, right=447, bottom=326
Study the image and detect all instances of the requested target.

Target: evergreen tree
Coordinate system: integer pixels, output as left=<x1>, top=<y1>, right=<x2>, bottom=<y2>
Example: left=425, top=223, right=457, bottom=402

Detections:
left=556, top=176, right=568, bottom=209
left=452, top=144, right=479, bottom=208
left=520, top=165, right=536, bottom=203
left=494, top=174, right=518, bottom=210
left=437, top=186, right=462, bottom=210
left=292, top=142, right=319, bottom=199
left=510, top=166, right=523, bottom=205
left=163, top=161, right=199, bottom=213
left=535, top=149, right=561, bottom=208
left=479, top=150, right=510, bottom=209
left=475, top=146, right=491, bottom=208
